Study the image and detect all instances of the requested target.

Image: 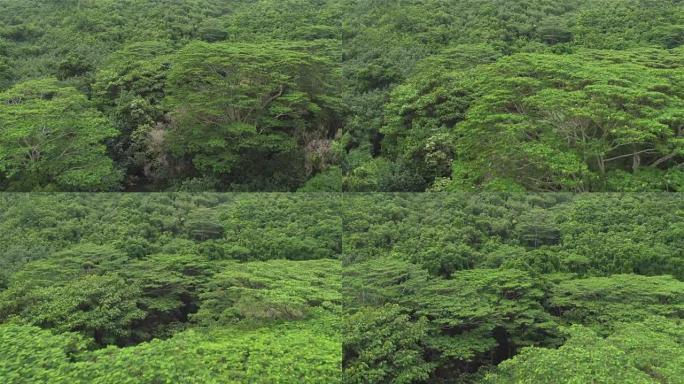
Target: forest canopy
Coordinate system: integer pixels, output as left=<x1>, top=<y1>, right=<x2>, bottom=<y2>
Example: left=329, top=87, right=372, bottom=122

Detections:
left=2, top=0, right=684, bottom=190
left=0, top=193, right=341, bottom=383
left=342, top=194, right=684, bottom=383
left=1, top=193, right=683, bottom=383
left=3, top=0, right=684, bottom=382
left=0, top=0, right=343, bottom=191
left=342, top=0, right=684, bottom=192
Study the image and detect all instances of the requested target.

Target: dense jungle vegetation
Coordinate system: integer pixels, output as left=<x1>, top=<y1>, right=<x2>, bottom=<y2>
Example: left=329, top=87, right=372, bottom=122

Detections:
left=0, top=0, right=344, bottom=191
left=3, top=193, right=682, bottom=383
left=3, top=0, right=684, bottom=191
left=342, top=0, right=684, bottom=191
left=342, top=194, right=684, bottom=383
left=0, top=194, right=341, bottom=383
left=2, top=0, right=684, bottom=381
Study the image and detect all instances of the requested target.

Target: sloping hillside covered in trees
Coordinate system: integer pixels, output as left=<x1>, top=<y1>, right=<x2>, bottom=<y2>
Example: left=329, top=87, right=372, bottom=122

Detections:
left=342, top=194, right=684, bottom=383
left=0, top=194, right=341, bottom=383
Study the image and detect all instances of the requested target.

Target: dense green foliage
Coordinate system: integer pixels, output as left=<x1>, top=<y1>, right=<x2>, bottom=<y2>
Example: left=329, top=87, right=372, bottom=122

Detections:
left=0, top=79, right=121, bottom=191
left=163, top=41, right=341, bottom=191
left=3, top=2, right=684, bottom=382
left=342, top=0, right=684, bottom=191
left=0, top=0, right=342, bottom=191
left=0, top=194, right=341, bottom=383
left=343, top=194, right=684, bottom=383
left=484, top=320, right=684, bottom=384
left=4, top=0, right=684, bottom=191
left=2, top=193, right=684, bottom=382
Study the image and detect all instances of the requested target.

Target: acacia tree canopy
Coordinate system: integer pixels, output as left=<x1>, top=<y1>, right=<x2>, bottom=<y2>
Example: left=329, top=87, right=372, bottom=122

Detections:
left=164, top=41, right=341, bottom=190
